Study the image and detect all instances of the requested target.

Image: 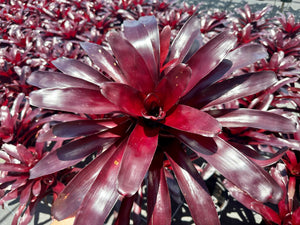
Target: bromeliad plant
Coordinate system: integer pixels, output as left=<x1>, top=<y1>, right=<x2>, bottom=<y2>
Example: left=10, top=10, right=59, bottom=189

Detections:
left=26, top=15, right=298, bottom=225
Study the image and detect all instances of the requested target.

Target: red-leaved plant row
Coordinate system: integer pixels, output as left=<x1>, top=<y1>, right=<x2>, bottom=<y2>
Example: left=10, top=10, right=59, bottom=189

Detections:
left=0, top=0, right=300, bottom=225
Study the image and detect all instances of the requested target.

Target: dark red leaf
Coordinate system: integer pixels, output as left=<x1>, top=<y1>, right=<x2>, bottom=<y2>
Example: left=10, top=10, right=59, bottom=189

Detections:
left=52, top=143, right=119, bottom=220
left=115, top=194, right=135, bottom=225
left=27, top=71, right=99, bottom=90
left=100, top=82, right=144, bottom=117
left=107, top=31, right=155, bottom=93
left=80, top=42, right=125, bottom=83
left=32, top=180, right=41, bottom=197
left=164, top=104, right=221, bottom=137
left=168, top=15, right=201, bottom=69
left=188, top=71, right=277, bottom=109
left=198, top=137, right=283, bottom=203
left=124, top=17, right=158, bottom=82
left=181, top=59, right=232, bottom=104
left=212, top=108, right=297, bottom=133
left=52, top=119, right=116, bottom=138
left=185, top=31, right=236, bottom=94
left=30, top=133, right=118, bottom=179
left=155, top=63, right=191, bottom=112
left=224, top=179, right=282, bottom=224
left=229, top=142, right=287, bottom=167
left=73, top=138, right=126, bottom=225
left=0, top=163, right=29, bottom=172
left=173, top=130, right=217, bottom=155
left=52, top=58, right=109, bottom=84
left=147, top=152, right=171, bottom=225
left=139, top=16, right=160, bottom=76
left=117, top=122, right=159, bottom=196
left=225, top=44, right=268, bottom=75
left=29, top=87, right=119, bottom=114
left=159, top=25, right=171, bottom=68
left=19, top=182, right=33, bottom=205
left=165, top=140, right=220, bottom=225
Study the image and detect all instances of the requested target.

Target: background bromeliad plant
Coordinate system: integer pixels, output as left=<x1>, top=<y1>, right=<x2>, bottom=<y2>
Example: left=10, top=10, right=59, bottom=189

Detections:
left=0, top=1, right=300, bottom=225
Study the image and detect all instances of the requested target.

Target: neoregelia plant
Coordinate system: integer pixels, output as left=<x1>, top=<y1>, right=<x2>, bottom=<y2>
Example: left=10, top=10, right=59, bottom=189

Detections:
left=26, top=15, right=298, bottom=225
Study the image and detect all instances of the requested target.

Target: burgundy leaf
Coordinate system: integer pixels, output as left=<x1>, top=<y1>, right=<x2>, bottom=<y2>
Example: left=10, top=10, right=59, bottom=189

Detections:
left=80, top=42, right=125, bottom=83
left=247, top=131, right=300, bottom=150
left=11, top=176, right=28, bottom=190
left=184, top=30, right=236, bottom=94
left=181, top=59, right=232, bottom=104
left=1, top=144, right=23, bottom=162
left=16, top=145, right=34, bottom=166
left=147, top=152, right=171, bottom=225
left=27, top=71, right=99, bottom=90
left=52, top=120, right=115, bottom=138
left=139, top=16, right=160, bottom=75
left=212, top=108, right=297, bottom=133
left=164, top=104, right=221, bottom=137
left=173, top=130, right=217, bottom=155
left=32, top=180, right=41, bottom=197
left=292, top=207, right=300, bottom=224
left=117, top=122, right=159, bottom=196
left=0, top=163, right=29, bottom=172
left=29, top=87, right=119, bottom=114
left=0, top=189, right=19, bottom=205
left=224, top=180, right=282, bottom=224
left=115, top=195, right=135, bottom=225
left=19, top=182, right=33, bottom=205
left=107, top=31, right=155, bottom=93
left=100, top=82, right=144, bottom=117
left=198, top=137, right=283, bottom=203
left=229, top=142, right=287, bottom=167
left=165, top=140, right=220, bottom=225
left=124, top=18, right=158, bottom=81
left=155, top=64, right=191, bottom=112
left=73, top=138, right=126, bottom=225
left=159, top=25, right=171, bottom=68
left=52, top=58, right=109, bottom=84
left=225, top=44, right=268, bottom=75
left=168, top=16, right=201, bottom=69
left=52, top=143, right=119, bottom=220
left=30, top=133, right=118, bottom=179
left=188, top=71, right=277, bottom=109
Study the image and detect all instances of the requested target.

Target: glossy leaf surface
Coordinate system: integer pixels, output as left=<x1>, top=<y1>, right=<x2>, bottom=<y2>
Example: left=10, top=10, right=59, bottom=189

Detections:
left=29, top=87, right=119, bottom=114
left=212, top=108, right=297, bottom=133
left=74, top=140, right=126, bottom=225
left=28, top=71, right=99, bottom=90
left=147, top=152, right=171, bottom=225
left=188, top=71, right=277, bottom=109
left=107, top=31, right=155, bottom=93
left=198, top=137, right=283, bottom=203
left=185, top=31, right=236, bottom=94
left=80, top=42, right=125, bottom=83
left=155, top=63, right=191, bottom=112
left=224, top=180, right=281, bottom=224
left=168, top=16, right=201, bottom=67
left=100, top=82, right=144, bottom=117
left=166, top=141, right=220, bottom=225
left=52, top=58, right=109, bottom=84
left=30, top=133, right=118, bottom=179
left=164, top=104, right=221, bottom=137
left=124, top=17, right=158, bottom=81
left=52, top=144, right=119, bottom=220
left=52, top=119, right=116, bottom=138
left=117, top=122, right=159, bottom=196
